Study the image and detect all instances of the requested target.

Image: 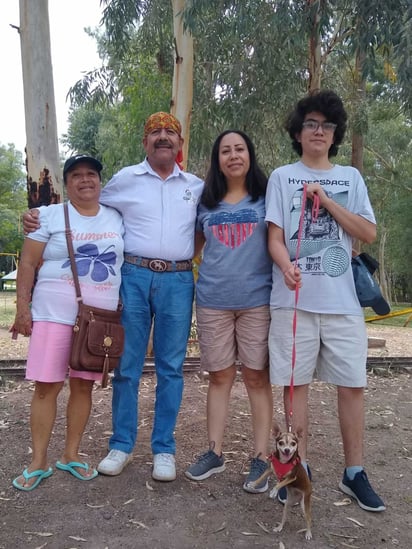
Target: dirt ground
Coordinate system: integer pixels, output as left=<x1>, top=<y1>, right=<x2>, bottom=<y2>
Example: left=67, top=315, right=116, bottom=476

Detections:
left=0, top=325, right=411, bottom=549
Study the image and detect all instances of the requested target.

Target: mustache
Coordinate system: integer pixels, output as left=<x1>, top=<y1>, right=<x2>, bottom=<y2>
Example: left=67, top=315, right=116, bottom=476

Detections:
left=155, top=140, right=172, bottom=147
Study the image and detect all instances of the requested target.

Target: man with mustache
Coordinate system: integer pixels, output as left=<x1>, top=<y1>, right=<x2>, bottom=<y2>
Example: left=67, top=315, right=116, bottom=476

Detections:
left=96, top=112, right=203, bottom=481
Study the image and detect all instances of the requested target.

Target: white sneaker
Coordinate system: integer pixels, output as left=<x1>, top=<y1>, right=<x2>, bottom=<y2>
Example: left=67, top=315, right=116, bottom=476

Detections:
left=97, top=449, right=132, bottom=476
left=152, top=453, right=176, bottom=481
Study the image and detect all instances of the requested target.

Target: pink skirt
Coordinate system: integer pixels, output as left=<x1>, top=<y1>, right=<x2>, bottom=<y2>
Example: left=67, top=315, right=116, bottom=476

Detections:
left=25, top=321, right=102, bottom=383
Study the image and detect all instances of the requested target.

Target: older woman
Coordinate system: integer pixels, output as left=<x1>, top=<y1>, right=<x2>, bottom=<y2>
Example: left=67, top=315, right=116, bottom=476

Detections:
left=12, top=155, right=124, bottom=491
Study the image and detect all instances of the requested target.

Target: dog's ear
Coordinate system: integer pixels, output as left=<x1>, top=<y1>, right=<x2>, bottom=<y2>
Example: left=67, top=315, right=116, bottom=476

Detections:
left=272, top=423, right=281, bottom=438
left=295, top=427, right=303, bottom=439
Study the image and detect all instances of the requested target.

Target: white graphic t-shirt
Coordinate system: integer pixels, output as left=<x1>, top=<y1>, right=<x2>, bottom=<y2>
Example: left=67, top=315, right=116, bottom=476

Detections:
left=265, top=161, right=376, bottom=315
left=28, top=202, right=124, bottom=324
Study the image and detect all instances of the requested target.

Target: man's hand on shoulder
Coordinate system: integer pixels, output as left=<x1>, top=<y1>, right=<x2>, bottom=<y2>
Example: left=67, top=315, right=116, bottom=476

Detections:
left=23, top=209, right=40, bottom=234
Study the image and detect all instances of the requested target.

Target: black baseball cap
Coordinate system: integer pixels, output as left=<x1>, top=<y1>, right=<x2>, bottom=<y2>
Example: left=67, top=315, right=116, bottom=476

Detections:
left=63, top=154, right=103, bottom=179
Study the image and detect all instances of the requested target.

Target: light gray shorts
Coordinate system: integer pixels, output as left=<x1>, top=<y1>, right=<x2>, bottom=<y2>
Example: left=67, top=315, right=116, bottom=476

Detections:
left=196, top=305, right=270, bottom=372
left=268, top=308, right=367, bottom=387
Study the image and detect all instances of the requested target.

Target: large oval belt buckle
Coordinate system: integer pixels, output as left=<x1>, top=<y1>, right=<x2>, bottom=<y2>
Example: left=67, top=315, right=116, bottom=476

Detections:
left=148, top=259, right=167, bottom=272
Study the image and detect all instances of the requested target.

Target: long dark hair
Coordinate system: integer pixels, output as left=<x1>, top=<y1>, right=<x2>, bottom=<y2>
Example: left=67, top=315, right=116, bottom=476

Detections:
left=285, top=90, right=347, bottom=158
left=201, top=130, right=268, bottom=209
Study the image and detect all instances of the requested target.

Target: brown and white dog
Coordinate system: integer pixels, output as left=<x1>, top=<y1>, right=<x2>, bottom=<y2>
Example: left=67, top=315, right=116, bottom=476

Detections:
left=250, top=429, right=312, bottom=540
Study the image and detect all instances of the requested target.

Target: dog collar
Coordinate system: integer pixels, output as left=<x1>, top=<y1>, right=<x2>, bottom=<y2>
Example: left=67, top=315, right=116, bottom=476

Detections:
left=268, top=453, right=300, bottom=480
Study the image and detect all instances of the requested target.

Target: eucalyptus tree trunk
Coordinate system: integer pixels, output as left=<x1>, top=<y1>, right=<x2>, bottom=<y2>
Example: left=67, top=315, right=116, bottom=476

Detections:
left=378, top=227, right=390, bottom=302
left=351, top=48, right=366, bottom=174
left=170, top=0, right=194, bottom=170
left=19, top=0, right=62, bottom=207
left=350, top=48, right=367, bottom=255
left=307, top=0, right=322, bottom=92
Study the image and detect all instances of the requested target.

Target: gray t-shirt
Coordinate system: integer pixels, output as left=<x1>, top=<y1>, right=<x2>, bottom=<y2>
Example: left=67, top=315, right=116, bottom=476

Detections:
left=196, top=195, right=272, bottom=309
left=265, top=161, right=376, bottom=315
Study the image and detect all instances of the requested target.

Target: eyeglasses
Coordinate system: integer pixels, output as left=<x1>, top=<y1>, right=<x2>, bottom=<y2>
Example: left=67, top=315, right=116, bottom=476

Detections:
left=302, top=120, right=337, bottom=133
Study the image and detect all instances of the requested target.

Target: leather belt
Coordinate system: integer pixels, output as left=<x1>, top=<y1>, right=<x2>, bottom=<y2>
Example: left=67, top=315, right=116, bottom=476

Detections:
left=124, top=255, right=192, bottom=273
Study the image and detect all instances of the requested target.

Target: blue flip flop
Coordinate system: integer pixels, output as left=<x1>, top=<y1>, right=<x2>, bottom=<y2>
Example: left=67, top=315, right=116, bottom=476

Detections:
left=13, top=467, right=53, bottom=491
left=56, top=460, right=98, bottom=481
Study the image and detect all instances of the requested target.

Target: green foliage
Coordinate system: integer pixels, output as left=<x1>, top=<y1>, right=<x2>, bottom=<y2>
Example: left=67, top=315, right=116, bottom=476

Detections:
left=0, top=209, right=23, bottom=269
left=62, top=0, right=412, bottom=299
left=92, top=52, right=172, bottom=178
left=185, top=0, right=311, bottom=173
left=0, top=145, right=25, bottom=201
left=61, top=107, right=104, bottom=157
left=360, top=97, right=412, bottom=301
left=68, top=1, right=174, bottom=178
left=0, top=145, right=25, bottom=272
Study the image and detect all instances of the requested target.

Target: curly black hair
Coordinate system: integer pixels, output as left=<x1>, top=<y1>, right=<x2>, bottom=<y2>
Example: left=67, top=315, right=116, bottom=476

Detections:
left=201, top=130, right=268, bottom=209
left=285, top=90, right=348, bottom=158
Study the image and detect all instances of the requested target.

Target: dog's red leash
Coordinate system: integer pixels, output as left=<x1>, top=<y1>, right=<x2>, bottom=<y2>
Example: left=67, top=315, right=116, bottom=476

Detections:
left=287, top=186, right=319, bottom=432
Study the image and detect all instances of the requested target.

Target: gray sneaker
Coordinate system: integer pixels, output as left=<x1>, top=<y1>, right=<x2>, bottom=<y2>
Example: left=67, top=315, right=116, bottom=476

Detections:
left=185, top=449, right=225, bottom=481
left=243, top=456, right=269, bottom=493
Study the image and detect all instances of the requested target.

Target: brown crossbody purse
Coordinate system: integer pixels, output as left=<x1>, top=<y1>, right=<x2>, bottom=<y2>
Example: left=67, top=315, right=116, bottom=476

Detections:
left=64, top=203, right=124, bottom=388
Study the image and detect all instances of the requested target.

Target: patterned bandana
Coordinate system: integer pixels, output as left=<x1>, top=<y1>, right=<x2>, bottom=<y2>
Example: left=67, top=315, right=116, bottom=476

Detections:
left=143, top=112, right=182, bottom=137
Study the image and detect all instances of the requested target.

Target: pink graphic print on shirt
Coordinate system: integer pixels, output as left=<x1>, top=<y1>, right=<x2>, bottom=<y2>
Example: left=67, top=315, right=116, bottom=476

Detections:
left=209, top=209, right=258, bottom=249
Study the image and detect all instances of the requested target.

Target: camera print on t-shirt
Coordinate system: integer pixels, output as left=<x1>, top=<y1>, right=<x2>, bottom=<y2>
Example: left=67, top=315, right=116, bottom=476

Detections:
left=289, top=188, right=350, bottom=277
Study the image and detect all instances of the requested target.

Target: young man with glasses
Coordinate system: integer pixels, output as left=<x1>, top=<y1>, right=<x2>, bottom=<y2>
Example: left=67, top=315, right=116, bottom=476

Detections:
left=265, top=90, right=385, bottom=512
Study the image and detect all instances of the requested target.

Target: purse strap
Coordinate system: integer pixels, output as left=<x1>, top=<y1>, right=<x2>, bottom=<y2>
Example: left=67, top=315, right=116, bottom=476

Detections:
left=64, top=202, right=83, bottom=304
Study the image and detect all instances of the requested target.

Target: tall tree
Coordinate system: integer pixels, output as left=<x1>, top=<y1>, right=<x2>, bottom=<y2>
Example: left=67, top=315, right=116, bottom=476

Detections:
left=19, top=0, right=62, bottom=207
left=170, top=0, right=194, bottom=168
